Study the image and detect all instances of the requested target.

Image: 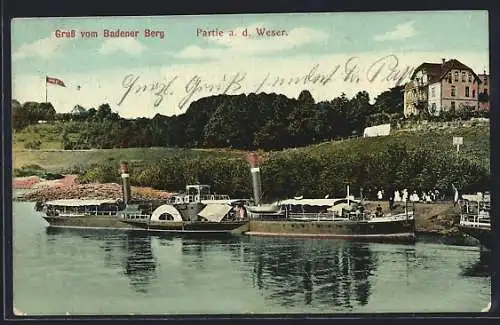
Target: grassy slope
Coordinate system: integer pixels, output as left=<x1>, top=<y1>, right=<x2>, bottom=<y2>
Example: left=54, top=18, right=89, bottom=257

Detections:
left=12, top=148, right=246, bottom=172
left=294, top=124, right=490, bottom=171
left=12, top=123, right=490, bottom=172
left=13, top=123, right=78, bottom=150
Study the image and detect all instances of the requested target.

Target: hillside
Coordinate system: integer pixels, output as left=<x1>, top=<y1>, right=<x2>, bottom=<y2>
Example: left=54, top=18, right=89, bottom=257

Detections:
left=13, top=123, right=489, bottom=172
left=297, top=122, right=490, bottom=172
left=12, top=122, right=79, bottom=151
left=12, top=122, right=490, bottom=202
left=12, top=147, right=243, bottom=172
left=11, top=89, right=409, bottom=151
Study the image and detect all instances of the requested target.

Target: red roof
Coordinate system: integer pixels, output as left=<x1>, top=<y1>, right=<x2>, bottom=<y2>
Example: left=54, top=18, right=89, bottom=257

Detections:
left=410, top=59, right=481, bottom=84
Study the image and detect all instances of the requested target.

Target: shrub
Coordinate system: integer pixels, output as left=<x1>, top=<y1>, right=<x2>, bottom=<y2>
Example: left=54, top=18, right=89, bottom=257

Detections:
left=14, top=164, right=46, bottom=177
left=24, top=140, right=42, bottom=150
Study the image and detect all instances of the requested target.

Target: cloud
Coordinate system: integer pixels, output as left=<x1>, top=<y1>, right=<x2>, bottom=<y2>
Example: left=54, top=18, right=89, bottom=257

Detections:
left=374, top=21, right=417, bottom=41
left=98, top=38, right=146, bottom=55
left=175, top=45, right=222, bottom=59
left=174, top=25, right=329, bottom=59
left=12, top=35, right=69, bottom=61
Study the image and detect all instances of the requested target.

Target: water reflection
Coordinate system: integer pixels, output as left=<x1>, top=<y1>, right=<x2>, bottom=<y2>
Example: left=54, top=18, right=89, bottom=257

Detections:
left=461, top=250, right=490, bottom=278
left=43, top=228, right=482, bottom=311
left=179, top=233, right=243, bottom=260
left=122, top=232, right=157, bottom=293
left=249, top=238, right=377, bottom=310
left=45, top=228, right=158, bottom=293
left=26, top=225, right=491, bottom=313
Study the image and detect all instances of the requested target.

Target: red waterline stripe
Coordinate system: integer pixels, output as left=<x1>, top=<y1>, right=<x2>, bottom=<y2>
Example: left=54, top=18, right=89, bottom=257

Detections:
left=244, top=232, right=415, bottom=240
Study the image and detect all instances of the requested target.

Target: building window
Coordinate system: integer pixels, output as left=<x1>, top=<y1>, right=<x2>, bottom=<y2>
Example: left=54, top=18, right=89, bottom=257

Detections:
left=462, top=72, right=466, bottom=82
left=451, top=86, right=456, bottom=97
left=454, top=71, right=458, bottom=81
left=465, top=86, right=470, bottom=97
left=472, top=89, right=476, bottom=98
left=468, top=73, right=472, bottom=82
left=484, top=78, right=488, bottom=86
left=484, top=88, right=488, bottom=95
left=431, top=87, right=435, bottom=97
left=451, top=101, right=456, bottom=110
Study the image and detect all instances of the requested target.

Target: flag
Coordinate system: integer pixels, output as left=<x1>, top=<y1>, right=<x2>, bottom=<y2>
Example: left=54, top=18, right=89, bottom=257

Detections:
left=46, top=76, right=66, bottom=87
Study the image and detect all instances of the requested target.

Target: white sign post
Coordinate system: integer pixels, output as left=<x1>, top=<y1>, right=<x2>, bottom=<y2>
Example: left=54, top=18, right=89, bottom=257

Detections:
left=453, top=137, right=463, bottom=154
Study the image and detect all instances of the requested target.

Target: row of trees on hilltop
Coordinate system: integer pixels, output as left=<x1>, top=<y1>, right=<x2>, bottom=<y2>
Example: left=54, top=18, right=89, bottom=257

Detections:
left=16, top=86, right=488, bottom=151
left=13, top=87, right=407, bottom=150
left=172, top=88, right=405, bottom=149
left=12, top=100, right=57, bottom=130
left=12, top=101, right=119, bottom=131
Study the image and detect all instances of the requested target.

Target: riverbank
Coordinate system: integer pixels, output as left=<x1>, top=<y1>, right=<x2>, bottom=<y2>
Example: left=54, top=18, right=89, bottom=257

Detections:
left=15, top=179, right=172, bottom=201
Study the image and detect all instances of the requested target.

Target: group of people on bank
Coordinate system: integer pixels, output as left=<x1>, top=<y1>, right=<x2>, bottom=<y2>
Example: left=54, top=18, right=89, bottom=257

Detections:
left=377, top=188, right=443, bottom=208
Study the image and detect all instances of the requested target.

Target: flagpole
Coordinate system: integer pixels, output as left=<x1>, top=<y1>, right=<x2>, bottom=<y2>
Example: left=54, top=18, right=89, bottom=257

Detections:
left=45, top=76, right=48, bottom=103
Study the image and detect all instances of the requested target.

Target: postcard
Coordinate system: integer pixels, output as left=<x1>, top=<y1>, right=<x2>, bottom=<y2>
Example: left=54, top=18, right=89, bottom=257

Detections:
left=10, top=11, right=491, bottom=316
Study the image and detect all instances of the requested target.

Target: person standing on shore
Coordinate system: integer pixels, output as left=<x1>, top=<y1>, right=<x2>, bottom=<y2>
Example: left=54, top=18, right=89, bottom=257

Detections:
left=452, top=184, right=459, bottom=206
left=388, top=189, right=394, bottom=210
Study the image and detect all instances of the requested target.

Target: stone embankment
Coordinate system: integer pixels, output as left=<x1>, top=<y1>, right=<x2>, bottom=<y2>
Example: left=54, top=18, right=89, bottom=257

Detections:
left=14, top=175, right=171, bottom=201
left=365, top=200, right=462, bottom=236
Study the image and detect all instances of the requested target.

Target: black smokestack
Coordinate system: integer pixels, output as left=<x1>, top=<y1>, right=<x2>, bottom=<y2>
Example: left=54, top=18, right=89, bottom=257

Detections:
left=120, top=161, right=131, bottom=205
left=247, top=152, right=262, bottom=206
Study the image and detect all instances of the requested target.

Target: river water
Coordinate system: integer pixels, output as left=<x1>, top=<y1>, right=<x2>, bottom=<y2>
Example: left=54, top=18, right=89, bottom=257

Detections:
left=12, top=201, right=491, bottom=315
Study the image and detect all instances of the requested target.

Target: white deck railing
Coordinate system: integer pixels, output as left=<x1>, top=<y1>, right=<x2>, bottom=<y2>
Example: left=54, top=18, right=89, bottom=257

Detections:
left=120, top=213, right=150, bottom=220
left=460, top=214, right=490, bottom=228
left=48, top=210, right=121, bottom=217
left=170, top=194, right=231, bottom=203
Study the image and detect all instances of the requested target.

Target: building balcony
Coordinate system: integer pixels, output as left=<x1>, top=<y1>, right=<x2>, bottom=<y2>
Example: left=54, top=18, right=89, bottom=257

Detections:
left=411, top=95, right=427, bottom=103
left=410, top=80, right=428, bottom=88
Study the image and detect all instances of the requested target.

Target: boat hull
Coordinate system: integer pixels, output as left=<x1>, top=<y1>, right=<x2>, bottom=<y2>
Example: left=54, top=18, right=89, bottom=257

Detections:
left=458, top=225, right=492, bottom=249
left=42, top=215, right=144, bottom=230
left=121, top=220, right=250, bottom=234
left=246, top=218, right=416, bottom=244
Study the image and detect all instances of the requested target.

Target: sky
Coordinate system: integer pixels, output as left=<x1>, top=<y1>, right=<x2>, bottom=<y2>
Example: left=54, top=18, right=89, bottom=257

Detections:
left=11, top=11, right=489, bottom=118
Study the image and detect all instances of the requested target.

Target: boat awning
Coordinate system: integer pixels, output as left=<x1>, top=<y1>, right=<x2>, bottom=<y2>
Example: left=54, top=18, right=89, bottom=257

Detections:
left=246, top=204, right=280, bottom=213
left=201, top=199, right=241, bottom=205
left=198, top=204, right=232, bottom=222
left=45, top=199, right=119, bottom=207
left=279, top=199, right=341, bottom=206
left=327, top=203, right=352, bottom=212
